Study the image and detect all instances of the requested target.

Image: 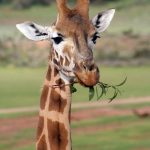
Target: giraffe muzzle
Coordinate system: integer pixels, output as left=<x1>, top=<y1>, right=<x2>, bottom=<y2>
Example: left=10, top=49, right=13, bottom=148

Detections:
left=74, top=62, right=100, bottom=87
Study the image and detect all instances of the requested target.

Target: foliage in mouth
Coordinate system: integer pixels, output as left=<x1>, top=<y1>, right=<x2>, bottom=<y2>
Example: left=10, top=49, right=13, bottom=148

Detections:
left=71, top=77, right=127, bottom=102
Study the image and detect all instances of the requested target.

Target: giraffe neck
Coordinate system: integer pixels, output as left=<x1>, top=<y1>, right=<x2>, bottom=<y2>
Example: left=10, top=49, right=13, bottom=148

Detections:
left=36, top=63, right=72, bottom=150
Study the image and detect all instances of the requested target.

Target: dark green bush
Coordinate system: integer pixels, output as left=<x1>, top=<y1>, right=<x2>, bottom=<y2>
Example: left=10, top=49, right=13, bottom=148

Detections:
left=13, top=0, right=52, bottom=9
left=134, top=49, right=150, bottom=59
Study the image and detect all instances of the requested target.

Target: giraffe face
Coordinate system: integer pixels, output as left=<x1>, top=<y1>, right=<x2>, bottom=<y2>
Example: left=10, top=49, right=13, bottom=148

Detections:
left=16, top=9, right=115, bottom=87
left=50, top=14, right=100, bottom=86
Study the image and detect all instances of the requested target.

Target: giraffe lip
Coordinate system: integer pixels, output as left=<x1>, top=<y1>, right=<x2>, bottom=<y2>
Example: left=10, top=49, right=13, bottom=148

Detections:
left=75, top=71, right=99, bottom=87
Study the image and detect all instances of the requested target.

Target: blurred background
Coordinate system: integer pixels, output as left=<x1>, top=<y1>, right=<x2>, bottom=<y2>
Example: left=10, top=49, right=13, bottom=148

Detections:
left=0, top=0, right=150, bottom=150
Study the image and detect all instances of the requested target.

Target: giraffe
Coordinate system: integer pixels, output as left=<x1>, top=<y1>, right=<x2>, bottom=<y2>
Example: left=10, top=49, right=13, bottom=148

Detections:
left=16, top=0, right=115, bottom=149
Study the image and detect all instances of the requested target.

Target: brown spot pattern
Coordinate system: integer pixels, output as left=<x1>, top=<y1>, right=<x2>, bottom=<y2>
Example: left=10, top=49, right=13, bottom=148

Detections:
left=63, top=46, right=73, bottom=59
left=68, top=106, right=71, bottom=123
left=55, top=78, right=62, bottom=85
left=60, top=79, right=65, bottom=85
left=37, top=135, right=47, bottom=150
left=46, top=66, right=51, bottom=81
left=55, top=78, right=65, bottom=86
left=60, top=80, right=66, bottom=92
left=40, top=85, right=49, bottom=110
left=49, top=89, right=67, bottom=113
left=47, top=120, right=68, bottom=150
left=53, top=58, right=59, bottom=66
left=64, top=56, right=70, bottom=66
left=36, top=116, right=44, bottom=140
left=60, top=56, right=63, bottom=65
left=55, top=51, right=59, bottom=59
left=54, top=67, right=58, bottom=77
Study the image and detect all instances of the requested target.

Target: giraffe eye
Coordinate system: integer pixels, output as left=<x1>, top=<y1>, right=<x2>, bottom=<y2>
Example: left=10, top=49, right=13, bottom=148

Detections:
left=92, top=33, right=100, bottom=44
left=52, top=37, right=63, bottom=44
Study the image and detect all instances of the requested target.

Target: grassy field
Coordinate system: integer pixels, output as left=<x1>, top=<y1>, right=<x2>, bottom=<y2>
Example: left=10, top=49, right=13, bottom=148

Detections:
left=0, top=66, right=150, bottom=108
left=0, top=1, right=150, bottom=150
left=1, top=114, right=150, bottom=150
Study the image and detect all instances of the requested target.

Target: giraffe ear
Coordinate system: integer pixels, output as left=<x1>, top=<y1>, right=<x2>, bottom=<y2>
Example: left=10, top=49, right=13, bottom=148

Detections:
left=16, top=22, right=51, bottom=41
left=92, top=9, right=115, bottom=33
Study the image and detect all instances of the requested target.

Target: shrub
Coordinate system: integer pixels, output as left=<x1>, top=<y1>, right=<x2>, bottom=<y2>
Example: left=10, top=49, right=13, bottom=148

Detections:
left=13, top=0, right=52, bottom=9
left=134, top=48, right=150, bottom=59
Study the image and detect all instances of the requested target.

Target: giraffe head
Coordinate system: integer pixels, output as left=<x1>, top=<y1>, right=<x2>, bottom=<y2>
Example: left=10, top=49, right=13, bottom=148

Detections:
left=16, top=0, right=115, bottom=87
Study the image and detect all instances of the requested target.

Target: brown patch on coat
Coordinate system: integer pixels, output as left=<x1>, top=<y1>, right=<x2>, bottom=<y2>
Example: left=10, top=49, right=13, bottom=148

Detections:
left=55, top=78, right=62, bottom=85
left=60, top=79, right=65, bottom=85
left=46, top=66, right=51, bottom=81
left=68, top=106, right=71, bottom=123
left=55, top=78, right=65, bottom=86
left=53, top=58, right=59, bottom=67
left=37, top=135, right=47, bottom=150
left=63, top=45, right=73, bottom=59
left=49, top=89, right=67, bottom=113
left=55, top=51, right=59, bottom=59
left=64, top=56, right=70, bottom=66
left=40, top=85, right=49, bottom=110
left=54, top=67, right=58, bottom=77
left=60, top=56, right=63, bottom=65
left=36, top=116, right=44, bottom=140
left=47, top=120, right=68, bottom=150
left=60, top=79, right=66, bottom=92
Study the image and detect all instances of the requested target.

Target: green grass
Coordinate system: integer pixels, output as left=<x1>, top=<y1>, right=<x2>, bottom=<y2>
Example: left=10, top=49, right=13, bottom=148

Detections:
left=0, top=67, right=44, bottom=108
left=1, top=114, right=150, bottom=150
left=73, top=120, right=150, bottom=150
left=73, top=115, right=150, bottom=150
left=0, top=66, right=150, bottom=108
left=0, top=127, right=35, bottom=150
left=72, top=115, right=137, bottom=129
left=0, top=2, right=150, bottom=150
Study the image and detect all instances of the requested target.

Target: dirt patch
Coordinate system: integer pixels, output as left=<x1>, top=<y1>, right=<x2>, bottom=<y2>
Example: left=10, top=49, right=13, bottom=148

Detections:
left=71, top=107, right=132, bottom=121
left=1, top=96, right=150, bottom=114
left=0, top=107, right=132, bottom=136
left=0, top=116, right=38, bottom=136
left=0, top=106, right=150, bottom=139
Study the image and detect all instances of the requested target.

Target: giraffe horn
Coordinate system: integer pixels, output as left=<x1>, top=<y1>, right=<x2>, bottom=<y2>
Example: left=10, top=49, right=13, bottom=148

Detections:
left=76, top=0, right=90, bottom=18
left=56, top=0, right=70, bottom=18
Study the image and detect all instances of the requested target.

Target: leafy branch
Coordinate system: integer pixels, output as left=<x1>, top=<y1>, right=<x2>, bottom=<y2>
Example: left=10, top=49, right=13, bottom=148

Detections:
left=70, top=77, right=127, bottom=102
left=89, top=77, right=127, bottom=102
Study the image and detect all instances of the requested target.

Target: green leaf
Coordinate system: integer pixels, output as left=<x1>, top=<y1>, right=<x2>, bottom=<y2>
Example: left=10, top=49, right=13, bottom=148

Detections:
left=109, top=87, right=118, bottom=103
left=98, top=83, right=105, bottom=99
left=95, top=86, right=99, bottom=101
left=101, top=83, right=107, bottom=95
left=71, top=85, right=77, bottom=93
left=89, top=87, right=95, bottom=101
left=116, top=77, right=127, bottom=86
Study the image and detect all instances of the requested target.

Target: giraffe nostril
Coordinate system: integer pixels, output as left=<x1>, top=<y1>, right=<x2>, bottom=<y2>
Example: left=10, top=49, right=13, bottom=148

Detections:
left=88, top=64, right=95, bottom=71
left=83, top=64, right=87, bottom=70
